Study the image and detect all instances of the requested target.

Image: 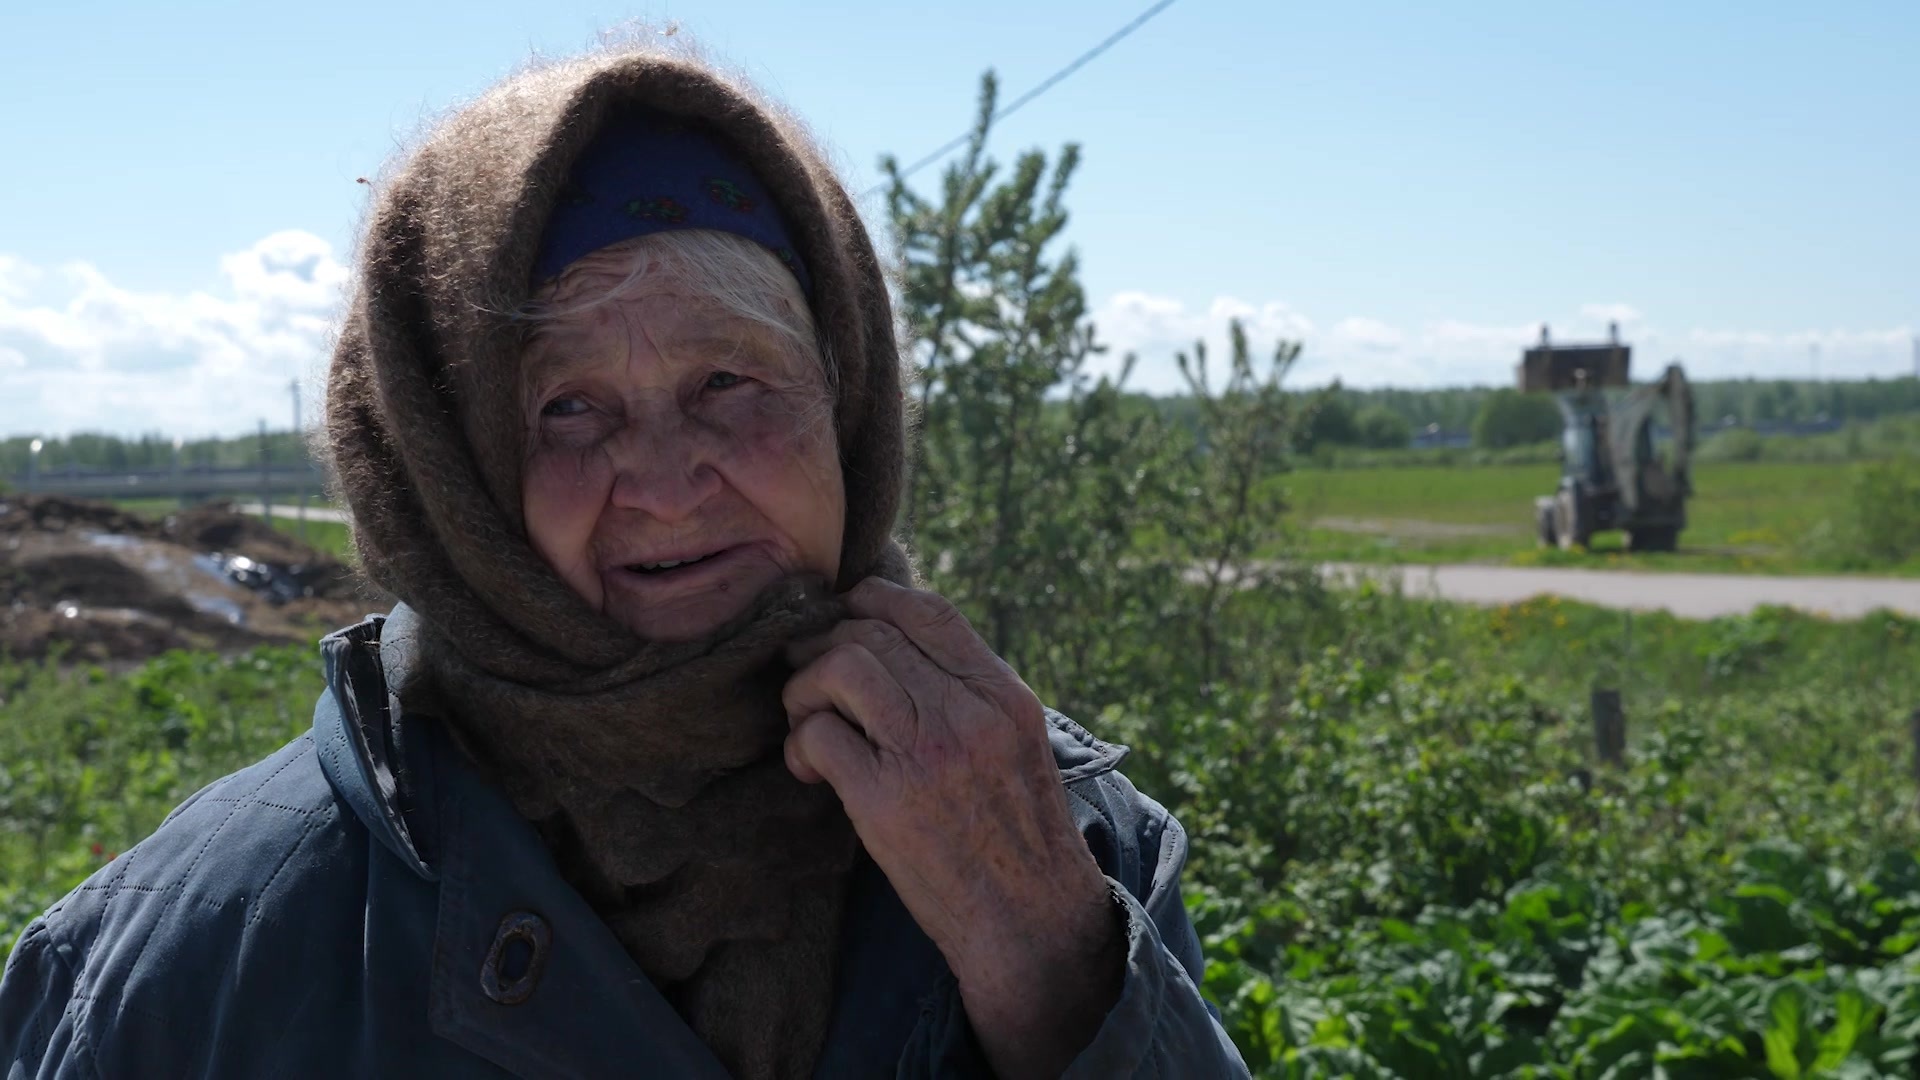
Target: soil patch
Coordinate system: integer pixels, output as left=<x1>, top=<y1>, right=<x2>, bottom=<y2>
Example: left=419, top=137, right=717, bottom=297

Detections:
left=0, top=495, right=382, bottom=665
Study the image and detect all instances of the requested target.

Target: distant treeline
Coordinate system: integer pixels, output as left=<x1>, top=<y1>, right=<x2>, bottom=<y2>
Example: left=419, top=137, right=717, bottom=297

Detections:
left=5, top=376, right=1918, bottom=478
left=1147, top=375, right=1920, bottom=458
left=0, top=432, right=314, bottom=478
left=1275, top=411, right=1920, bottom=472
left=1300, top=375, right=1920, bottom=435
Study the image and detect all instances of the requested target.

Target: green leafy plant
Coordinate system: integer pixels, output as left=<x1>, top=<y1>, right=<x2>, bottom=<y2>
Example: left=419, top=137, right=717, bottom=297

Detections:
left=0, top=646, right=316, bottom=953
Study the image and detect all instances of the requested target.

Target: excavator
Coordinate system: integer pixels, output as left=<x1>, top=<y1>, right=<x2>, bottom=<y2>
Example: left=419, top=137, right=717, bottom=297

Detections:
left=1524, top=324, right=1694, bottom=552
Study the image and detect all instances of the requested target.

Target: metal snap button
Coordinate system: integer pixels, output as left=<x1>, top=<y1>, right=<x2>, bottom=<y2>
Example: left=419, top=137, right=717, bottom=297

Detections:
left=481, top=911, right=552, bottom=1005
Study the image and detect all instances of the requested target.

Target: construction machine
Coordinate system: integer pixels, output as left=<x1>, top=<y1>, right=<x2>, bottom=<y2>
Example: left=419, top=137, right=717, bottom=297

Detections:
left=1524, top=324, right=1695, bottom=552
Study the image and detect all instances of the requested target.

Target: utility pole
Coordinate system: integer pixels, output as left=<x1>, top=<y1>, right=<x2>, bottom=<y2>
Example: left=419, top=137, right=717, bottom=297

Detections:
left=259, top=419, right=272, bottom=524
left=290, top=378, right=307, bottom=539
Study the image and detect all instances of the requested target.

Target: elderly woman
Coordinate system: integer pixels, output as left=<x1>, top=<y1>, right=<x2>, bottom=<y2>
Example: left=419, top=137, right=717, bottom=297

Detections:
left=0, top=45, right=1247, bottom=1080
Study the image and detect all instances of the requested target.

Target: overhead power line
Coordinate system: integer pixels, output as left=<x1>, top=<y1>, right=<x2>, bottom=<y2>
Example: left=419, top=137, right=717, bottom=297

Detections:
left=870, top=0, right=1182, bottom=197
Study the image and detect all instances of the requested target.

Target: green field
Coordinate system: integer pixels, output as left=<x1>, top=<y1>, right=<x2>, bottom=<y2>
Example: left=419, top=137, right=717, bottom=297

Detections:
left=1281, top=461, right=1915, bottom=575
left=7, top=583, right=1917, bottom=1074
left=268, top=516, right=352, bottom=562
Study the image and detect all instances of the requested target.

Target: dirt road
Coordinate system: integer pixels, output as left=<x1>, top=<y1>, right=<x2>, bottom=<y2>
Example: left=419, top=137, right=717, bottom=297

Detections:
left=1328, top=563, right=1920, bottom=620
left=222, top=504, right=1920, bottom=621
left=232, top=502, right=350, bottom=524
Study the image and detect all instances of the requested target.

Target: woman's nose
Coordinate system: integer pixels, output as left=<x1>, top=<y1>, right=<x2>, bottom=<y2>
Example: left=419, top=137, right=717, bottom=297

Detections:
left=604, top=412, right=723, bottom=522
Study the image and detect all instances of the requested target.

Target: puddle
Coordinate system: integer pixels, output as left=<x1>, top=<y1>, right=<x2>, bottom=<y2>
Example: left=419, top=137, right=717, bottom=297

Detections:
left=49, top=600, right=175, bottom=628
left=182, top=554, right=249, bottom=624
left=82, top=531, right=142, bottom=552
left=183, top=592, right=248, bottom=626
left=191, top=552, right=316, bottom=607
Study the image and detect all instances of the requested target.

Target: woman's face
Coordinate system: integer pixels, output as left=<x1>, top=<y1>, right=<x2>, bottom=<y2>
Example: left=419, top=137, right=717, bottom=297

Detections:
left=519, top=250, right=844, bottom=642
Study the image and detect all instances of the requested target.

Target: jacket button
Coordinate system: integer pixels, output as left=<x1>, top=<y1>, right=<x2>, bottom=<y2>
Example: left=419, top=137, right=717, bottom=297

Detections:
left=481, top=911, right=552, bottom=1005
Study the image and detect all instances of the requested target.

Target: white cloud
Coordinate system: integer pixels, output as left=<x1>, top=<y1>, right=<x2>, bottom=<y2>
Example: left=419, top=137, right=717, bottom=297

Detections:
left=1090, top=291, right=1518, bottom=390
left=1655, top=326, right=1914, bottom=380
left=1093, top=291, right=1916, bottom=390
left=5, top=246, right=1913, bottom=437
left=1089, top=291, right=1315, bottom=392
left=219, top=230, right=351, bottom=310
left=1580, top=302, right=1642, bottom=324
left=0, top=232, right=346, bottom=437
left=0, top=255, right=41, bottom=301
left=1330, top=317, right=1404, bottom=352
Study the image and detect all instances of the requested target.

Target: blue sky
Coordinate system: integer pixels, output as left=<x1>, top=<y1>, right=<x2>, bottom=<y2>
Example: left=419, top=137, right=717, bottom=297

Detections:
left=1, top=0, right=1914, bottom=436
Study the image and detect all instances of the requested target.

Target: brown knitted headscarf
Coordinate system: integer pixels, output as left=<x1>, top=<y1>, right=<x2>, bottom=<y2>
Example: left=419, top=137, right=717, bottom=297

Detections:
left=323, top=44, right=910, bottom=1079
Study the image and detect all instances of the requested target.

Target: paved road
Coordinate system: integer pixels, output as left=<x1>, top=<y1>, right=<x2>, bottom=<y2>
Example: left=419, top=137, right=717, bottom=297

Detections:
left=216, top=509, right=1920, bottom=621
left=1328, top=563, right=1920, bottom=620
left=232, top=502, right=351, bottom=524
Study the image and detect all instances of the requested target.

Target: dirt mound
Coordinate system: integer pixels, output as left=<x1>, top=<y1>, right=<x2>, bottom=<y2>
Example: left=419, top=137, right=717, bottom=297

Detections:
left=0, top=495, right=160, bottom=542
left=163, top=502, right=332, bottom=567
left=159, top=503, right=361, bottom=602
left=8, top=551, right=179, bottom=611
left=0, top=495, right=382, bottom=666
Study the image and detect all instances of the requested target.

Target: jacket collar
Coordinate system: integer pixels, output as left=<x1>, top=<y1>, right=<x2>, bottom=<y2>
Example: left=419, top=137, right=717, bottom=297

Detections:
left=314, top=606, right=733, bottom=1078
left=314, top=605, right=1131, bottom=877
left=315, top=610, right=435, bottom=879
left=308, top=606, right=1068, bottom=1076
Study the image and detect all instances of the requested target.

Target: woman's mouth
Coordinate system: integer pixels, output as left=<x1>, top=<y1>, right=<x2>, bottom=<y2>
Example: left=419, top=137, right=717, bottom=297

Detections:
left=596, top=542, right=783, bottom=641
left=604, top=543, right=769, bottom=594
left=626, top=550, right=725, bottom=575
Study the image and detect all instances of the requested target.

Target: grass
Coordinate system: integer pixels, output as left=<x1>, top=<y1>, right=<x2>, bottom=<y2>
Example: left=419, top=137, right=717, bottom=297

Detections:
left=6, top=580, right=1918, bottom=1072
left=1279, top=460, right=1918, bottom=576
left=1108, top=588, right=1920, bottom=1074
left=10, top=589, right=1917, bottom=949
left=276, top=518, right=352, bottom=561
left=1, top=646, right=320, bottom=944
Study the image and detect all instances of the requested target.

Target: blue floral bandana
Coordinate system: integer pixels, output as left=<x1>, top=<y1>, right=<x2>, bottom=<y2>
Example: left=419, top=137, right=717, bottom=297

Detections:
left=534, top=110, right=811, bottom=294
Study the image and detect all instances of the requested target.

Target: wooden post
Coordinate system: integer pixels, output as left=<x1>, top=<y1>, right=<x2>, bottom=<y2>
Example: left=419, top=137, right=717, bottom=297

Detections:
left=258, top=419, right=272, bottom=524
left=1592, top=688, right=1626, bottom=766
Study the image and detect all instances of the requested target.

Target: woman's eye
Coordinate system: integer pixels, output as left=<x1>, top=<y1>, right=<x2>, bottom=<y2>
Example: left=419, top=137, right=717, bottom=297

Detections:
left=540, top=395, right=589, bottom=418
left=705, top=370, right=744, bottom=391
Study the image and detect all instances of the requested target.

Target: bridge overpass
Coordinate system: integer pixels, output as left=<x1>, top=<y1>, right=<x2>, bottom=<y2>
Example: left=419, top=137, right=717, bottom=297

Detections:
left=6, top=465, right=328, bottom=502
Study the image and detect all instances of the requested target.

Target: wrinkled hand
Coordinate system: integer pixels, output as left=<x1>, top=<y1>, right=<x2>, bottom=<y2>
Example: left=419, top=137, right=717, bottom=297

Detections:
left=783, top=578, right=1123, bottom=1079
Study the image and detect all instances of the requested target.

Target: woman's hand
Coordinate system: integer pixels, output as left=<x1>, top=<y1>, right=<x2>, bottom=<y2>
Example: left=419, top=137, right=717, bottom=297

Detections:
left=782, top=577, right=1124, bottom=1080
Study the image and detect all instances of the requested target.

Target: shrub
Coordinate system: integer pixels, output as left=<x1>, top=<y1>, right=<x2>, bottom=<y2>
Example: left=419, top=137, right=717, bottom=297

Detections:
left=1353, top=406, right=1413, bottom=450
left=1801, top=458, right=1920, bottom=569
left=0, top=646, right=317, bottom=952
left=1697, top=426, right=1765, bottom=463
left=1847, top=459, right=1920, bottom=565
left=1472, top=390, right=1564, bottom=450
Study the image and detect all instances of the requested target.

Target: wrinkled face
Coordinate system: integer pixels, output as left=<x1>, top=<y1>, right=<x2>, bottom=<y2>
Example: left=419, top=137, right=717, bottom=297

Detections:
left=519, top=246, right=844, bottom=642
